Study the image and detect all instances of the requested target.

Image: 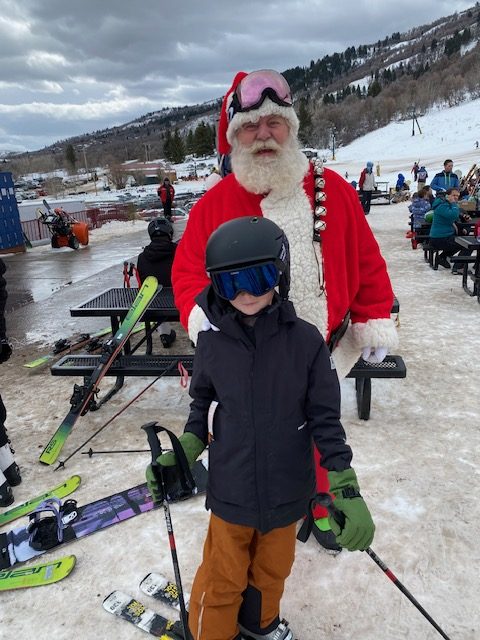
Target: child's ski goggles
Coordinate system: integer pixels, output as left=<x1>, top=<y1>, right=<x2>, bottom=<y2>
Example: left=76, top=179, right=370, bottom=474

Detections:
left=211, top=262, right=280, bottom=300
left=229, top=70, right=293, bottom=119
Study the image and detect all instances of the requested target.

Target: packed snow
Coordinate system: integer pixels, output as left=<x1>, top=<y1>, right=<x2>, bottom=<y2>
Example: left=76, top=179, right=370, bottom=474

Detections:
left=1, top=97, right=480, bottom=640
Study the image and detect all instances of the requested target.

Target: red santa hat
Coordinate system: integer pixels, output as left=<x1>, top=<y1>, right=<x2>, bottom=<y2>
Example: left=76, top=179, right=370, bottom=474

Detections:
left=217, top=71, right=299, bottom=156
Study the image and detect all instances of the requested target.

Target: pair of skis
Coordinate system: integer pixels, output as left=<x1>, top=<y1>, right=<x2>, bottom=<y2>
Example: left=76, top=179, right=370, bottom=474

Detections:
left=103, top=573, right=191, bottom=639
left=39, top=276, right=159, bottom=466
left=0, top=460, right=208, bottom=570
left=0, top=461, right=208, bottom=590
left=0, top=475, right=82, bottom=591
left=23, top=327, right=112, bottom=369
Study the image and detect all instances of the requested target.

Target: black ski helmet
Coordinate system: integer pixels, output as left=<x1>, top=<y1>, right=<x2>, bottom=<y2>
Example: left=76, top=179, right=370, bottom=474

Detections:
left=148, top=216, right=173, bottom=240
left=206, top=216, right=290, bottom=299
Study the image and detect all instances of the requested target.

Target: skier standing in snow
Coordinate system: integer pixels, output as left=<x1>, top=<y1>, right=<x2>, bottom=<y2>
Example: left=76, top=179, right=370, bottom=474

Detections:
left=416, top=165, right=428, bottom=191
left=137, top=217, right=177, bottom=348
left=147, top=216, right=375, bottom=640
left=157, top=177, right=175, bottom=220
left=0, top=258, right=22, bottom=507
left=358, top=161, right=376, bottom=213
left=171, top=68, right=398, bottom=551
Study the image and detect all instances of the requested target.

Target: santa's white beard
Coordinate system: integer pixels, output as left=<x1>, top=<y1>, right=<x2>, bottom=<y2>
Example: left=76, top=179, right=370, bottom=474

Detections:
left=230, top=133, right=308, bottom=194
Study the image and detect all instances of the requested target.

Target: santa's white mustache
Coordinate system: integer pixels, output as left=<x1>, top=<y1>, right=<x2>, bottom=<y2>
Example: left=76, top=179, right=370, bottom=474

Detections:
left=248, top=140, right=282, bottom=154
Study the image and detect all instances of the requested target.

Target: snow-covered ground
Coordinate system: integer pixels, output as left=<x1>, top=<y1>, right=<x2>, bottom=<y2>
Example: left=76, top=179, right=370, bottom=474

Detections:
left=1, top=99, right=480, bottom=639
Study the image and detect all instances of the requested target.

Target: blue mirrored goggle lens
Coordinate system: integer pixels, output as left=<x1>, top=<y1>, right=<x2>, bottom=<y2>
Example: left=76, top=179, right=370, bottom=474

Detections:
left=212, top=263, right=279, bottom=300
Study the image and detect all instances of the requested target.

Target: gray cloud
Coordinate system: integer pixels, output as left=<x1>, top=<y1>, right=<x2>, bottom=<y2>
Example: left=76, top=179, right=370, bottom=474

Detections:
left=0, top=0, right=475, bottom=151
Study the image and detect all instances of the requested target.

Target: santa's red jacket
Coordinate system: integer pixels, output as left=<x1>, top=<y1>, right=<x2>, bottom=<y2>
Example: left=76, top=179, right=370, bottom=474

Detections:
left=172, top=164, right=397, bottom=379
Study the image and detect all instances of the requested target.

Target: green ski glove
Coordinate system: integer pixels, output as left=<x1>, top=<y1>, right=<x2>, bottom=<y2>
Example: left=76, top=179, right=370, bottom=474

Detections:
left=145, top=432, right=205, bottom=502
left=327, top=468, right=375, bottom=551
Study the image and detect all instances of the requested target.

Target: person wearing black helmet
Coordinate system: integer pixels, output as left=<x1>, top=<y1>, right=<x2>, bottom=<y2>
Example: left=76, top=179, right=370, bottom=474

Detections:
left=137, top=217, right=177, bottom=347
left=147, top=216, right=375, bottom=640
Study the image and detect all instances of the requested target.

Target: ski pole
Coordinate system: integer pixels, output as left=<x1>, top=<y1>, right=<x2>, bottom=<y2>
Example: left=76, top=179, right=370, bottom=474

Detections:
left=55, top=359, right=178, bottom=471
left=81, top=447, right=151, bottom=457
left=123, top=261, right=131, bottom=288
left=142, top=422, right=192, bottom=640
left=315, top=493, right=452, bottom=640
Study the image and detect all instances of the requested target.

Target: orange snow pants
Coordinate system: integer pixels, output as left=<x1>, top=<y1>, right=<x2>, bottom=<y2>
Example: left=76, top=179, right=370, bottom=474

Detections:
left=188, top=513, right=297, bottom=640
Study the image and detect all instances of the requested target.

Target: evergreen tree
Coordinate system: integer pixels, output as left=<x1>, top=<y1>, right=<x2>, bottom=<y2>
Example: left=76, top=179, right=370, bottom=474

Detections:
left=65, top=144, right=77, bottom=173
left=163, top=130, right=173, bottom=161
left=298, top=100, right=312, bottom=145
left=193, top=122, right=214, bottom=156
left=169, top=129, right=186, bottom=163
left=186, top=130, right=195, bottom=155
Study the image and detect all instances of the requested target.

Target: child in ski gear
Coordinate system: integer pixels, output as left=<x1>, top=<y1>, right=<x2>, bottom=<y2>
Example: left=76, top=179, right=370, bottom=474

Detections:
left=157, top=178, right=175, bottom=220
left=172, top=69, right=397, bottom=554
left=358, top=161, right=376, bottom=213
left=416, top=165, right=428, bottom=190
left=408, top=188, right=432, bottom=231
left=429, top=159, right=460, bottom=193
left=0, top=258, right=21, bottom=507
left=148, top=216, right=375, bottom=640
left=137, top=218, right=177, bottom=348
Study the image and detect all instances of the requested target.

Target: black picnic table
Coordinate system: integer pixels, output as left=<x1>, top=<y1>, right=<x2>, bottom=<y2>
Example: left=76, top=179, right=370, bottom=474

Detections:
left=52, top=288, right=405, bottom=420
left=70, top=286, right=178, bottom=334
left=454, top=236, right=480, bottom=301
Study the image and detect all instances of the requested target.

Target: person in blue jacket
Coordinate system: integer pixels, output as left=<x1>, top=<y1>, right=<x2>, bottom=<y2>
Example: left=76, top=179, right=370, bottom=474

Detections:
left=429, top=159, right=460, bottom=193
left=395, top=173, right=406, bottom=191
left=429, top=187, right=472, bottom=271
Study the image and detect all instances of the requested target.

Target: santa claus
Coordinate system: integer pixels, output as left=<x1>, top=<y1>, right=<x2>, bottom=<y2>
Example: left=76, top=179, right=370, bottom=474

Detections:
left=172, top=69, right=398, bottom=550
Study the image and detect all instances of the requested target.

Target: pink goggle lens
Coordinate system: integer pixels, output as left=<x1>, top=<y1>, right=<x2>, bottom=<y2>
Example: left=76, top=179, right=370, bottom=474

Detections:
left=236, top=70, right=293, bottom=109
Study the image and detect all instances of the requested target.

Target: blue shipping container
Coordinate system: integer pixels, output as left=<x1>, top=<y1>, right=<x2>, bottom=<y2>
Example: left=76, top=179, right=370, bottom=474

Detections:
left=0, top=171, right=25, bottom=253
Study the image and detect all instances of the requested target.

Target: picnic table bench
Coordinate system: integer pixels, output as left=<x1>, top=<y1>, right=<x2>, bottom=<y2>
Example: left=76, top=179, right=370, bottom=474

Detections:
left=51, top=288, right=405, bottom=420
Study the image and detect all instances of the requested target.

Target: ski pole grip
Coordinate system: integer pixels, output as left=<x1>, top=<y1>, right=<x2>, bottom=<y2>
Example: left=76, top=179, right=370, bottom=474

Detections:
left=141, top=421, right=163, bottom=467
left=315, top=492, right=346, bottom=529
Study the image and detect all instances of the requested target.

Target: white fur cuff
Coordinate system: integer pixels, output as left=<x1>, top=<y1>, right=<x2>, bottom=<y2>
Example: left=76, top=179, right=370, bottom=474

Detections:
left=351, top=318, right=399, bottom=350
left=188, top=304, right=208, bottom=346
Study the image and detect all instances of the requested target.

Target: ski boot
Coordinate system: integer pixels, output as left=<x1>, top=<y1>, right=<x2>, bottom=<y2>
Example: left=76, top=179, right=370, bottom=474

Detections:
left=0, top=469, right=14, bottom=507
left=239, top=618, right=294, bottom=640
left=160, top=330, right=176, bottom=349
left=0, top=441, right=21, bottom=487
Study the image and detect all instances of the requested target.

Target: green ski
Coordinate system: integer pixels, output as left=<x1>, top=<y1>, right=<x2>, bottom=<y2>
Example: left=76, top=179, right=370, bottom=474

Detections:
left=0, top=555, right=76, bottom=591
left=39, top=277, right=159, bottom=465
left=0, top=475, right=81, bottom=527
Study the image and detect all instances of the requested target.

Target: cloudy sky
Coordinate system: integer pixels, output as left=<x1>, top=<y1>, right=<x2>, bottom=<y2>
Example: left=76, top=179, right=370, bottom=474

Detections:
left=0, top=0, right=475, bottom=153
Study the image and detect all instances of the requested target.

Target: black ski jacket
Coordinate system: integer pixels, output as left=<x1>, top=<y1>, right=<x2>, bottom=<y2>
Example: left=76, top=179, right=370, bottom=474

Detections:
left=185, top=286, right=353, bottom=533
left=137, top=237, right=177, bottom=286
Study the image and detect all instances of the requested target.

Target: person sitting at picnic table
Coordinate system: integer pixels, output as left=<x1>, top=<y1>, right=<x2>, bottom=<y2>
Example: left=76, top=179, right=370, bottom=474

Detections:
left=429, top=187, right=472, bottom=273
left=408, top=187, right=432, bottom=233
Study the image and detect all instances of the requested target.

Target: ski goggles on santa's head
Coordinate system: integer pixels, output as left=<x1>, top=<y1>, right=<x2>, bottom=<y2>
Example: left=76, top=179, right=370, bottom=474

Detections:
left=229, top=70, right=293, bottom=120
left=210, top=262, right=280, bottom=300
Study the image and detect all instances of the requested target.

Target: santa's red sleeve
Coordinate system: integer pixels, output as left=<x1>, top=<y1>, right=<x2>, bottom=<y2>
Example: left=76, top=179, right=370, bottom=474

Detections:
left=171, top=195, right=212, bottom=330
